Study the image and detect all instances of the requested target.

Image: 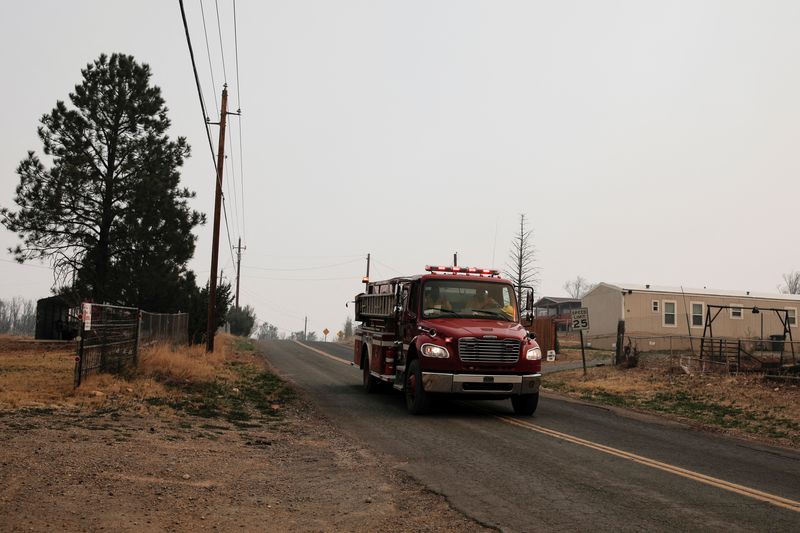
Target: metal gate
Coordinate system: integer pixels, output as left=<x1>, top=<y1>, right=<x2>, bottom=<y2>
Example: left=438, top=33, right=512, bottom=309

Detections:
left=74, top=303, right=139, bottom=387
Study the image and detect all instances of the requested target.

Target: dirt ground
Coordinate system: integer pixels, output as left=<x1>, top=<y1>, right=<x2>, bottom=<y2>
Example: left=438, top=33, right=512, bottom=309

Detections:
left=0, top=337, right=490, bottom=532
left=544, top=354, right=800, bottom=448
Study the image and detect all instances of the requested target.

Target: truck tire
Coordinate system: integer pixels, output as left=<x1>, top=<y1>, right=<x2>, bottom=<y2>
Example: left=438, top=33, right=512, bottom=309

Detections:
left=404, top=359, right=431, bottom=415
left=362, top=352, right=380, bottom=394
left=511, top=393, right=539, bottom=416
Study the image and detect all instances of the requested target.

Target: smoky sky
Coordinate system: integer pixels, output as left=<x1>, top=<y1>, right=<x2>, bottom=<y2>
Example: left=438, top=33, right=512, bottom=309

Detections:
left=2, top=1, right=799, bottom=336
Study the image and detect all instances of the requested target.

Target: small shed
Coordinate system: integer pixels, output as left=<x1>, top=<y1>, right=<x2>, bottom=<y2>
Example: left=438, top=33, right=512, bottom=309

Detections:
left=533, top=296, right=582, bottom=331
left=35, top=296, right=79, bottom=340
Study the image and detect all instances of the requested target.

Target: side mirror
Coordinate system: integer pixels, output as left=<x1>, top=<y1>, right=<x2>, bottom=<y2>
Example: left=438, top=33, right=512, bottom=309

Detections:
left=526, top=290, right=533, bottom=312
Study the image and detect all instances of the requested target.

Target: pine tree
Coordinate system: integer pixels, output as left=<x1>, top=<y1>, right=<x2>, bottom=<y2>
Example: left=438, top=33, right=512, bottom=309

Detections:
left=1, top=54, right=203, bottom=307
left=227, top=305, right=257, bottom=337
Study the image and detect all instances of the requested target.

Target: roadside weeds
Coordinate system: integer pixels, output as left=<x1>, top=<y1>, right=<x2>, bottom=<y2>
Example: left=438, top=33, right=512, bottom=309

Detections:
left=544, top=356, right=800, bottom=448
left=0, top=335, right=490, bottom=532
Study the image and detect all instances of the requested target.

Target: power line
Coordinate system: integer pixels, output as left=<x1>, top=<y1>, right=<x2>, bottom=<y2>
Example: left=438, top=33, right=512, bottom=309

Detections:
left=214, top=0, right=228, bottom=83
left=0, top=258, right=53, bottom=270
left=242, top=275, right=360, bottom=282
left=233, top=0, right=242, bottom=107
left=225, top=122, right=242, bottom=240
left=373, top=258, right=403, bottom=275
left=243, top=258, right=362, bottom=272
left=233, top=0, right=245, bottom=242
left=181, top=1, right=237, bottom=272
left=201, top=0, right=242, bottom=246
left=178, top=0, right=217, bottom=170
left=198, top=0, right=220, bottom=117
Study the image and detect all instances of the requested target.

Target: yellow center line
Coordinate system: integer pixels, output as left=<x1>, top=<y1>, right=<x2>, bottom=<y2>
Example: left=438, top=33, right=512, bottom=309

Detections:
left=292, top=342, right=799, bottom=513
left=294, top=340, right=354, bottom=366
left=495, top=415, right=800, bottom=513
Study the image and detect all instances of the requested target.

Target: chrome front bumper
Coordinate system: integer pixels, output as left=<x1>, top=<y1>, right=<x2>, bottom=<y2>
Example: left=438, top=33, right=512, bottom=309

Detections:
left=421, top=372, right=541, bottom=395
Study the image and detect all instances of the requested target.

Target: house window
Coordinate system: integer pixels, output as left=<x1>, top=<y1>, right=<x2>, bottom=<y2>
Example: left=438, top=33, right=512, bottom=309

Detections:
left=663, top=301, right=677, bottom=327
left=730, top=305, right=743, bottom=319
left=786, top=308, right=797, bottom=327
left=652, top=300, right=659, bottom=313
left=691, top=302, right=704, bottom=328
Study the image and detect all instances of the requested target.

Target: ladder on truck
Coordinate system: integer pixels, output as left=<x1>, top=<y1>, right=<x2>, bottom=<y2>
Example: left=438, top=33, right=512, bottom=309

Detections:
left=355, top=293, right=397, bottom=330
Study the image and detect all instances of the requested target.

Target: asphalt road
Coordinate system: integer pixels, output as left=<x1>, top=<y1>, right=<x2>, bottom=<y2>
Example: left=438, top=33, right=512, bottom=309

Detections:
left=258, top=340, right=800, bottom=532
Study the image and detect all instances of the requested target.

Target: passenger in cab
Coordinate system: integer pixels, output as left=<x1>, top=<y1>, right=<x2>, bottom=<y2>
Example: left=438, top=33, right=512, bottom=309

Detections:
left=468, top=288, right=498, bottom=310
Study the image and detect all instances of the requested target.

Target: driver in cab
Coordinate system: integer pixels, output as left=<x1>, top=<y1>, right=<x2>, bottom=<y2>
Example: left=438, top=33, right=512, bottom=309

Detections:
left=424, top=286, right=452, bottom=312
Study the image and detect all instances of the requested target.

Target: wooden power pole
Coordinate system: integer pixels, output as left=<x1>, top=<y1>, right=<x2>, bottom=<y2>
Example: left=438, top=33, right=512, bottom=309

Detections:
left=206, top=85, right=228, bottom=353
left=234, top=237, right=246, bottom=309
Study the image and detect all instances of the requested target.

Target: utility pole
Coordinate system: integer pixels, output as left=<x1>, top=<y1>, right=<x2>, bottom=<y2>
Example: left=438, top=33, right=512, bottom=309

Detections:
left=234, top=237, right=246, bottom=309
left=206, top=85, right=228, bottom=353
left=304, top=316, right=308, bottom=341
left=363, top=253, right=370, bottom=284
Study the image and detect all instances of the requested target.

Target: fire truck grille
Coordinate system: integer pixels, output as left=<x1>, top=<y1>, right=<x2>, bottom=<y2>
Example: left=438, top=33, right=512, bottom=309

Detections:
left=458, top=338, right=520, bottom=363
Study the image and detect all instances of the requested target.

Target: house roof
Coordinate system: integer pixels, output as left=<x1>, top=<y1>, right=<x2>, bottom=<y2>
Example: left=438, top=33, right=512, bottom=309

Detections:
left=591, top=282, right=800, bottom=302
left=533, top=296, right=582, bottom=307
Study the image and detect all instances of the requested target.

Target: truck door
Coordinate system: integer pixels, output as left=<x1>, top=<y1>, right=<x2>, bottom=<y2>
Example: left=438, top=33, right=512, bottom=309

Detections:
left=396, top=281, right=419, bottom=382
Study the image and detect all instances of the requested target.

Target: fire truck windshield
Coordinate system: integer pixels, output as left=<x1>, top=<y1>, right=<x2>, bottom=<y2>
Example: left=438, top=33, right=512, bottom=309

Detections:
left=422, top=279, right=518, bottom=322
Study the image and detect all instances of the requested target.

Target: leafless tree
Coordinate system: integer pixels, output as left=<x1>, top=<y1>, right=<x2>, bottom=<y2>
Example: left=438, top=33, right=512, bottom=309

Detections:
left=0, top=297, right=36, bottom=336
left=505, top=214, right=539, bottom=309
left=563, top=276, right=596, bottom=299
left=779, top=271, right=800, bottom=294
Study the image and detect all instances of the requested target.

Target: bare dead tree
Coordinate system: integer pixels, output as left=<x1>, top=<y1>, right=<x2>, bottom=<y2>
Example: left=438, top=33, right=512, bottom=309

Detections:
left=505, top=214, right=539, bottom=309
left=563, top=276, right=596, bottom=299
left=779, top=271, right=800, bottom=294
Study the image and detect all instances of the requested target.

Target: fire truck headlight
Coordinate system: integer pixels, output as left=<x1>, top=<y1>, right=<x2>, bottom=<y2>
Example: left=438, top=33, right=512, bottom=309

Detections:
left=421, top=343, right=449, bottom=358
left=526, top=347, right=542, bottom=360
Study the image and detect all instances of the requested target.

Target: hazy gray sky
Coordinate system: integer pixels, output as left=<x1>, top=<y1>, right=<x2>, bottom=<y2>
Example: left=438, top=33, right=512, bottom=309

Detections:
left=1, top=1, right=799, bottom=337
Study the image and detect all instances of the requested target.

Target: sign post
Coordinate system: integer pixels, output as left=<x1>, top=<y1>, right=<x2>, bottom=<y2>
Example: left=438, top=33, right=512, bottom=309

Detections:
left=571, top=307, right=590, bottom=377
left=323, top=328, right=330, bottom=341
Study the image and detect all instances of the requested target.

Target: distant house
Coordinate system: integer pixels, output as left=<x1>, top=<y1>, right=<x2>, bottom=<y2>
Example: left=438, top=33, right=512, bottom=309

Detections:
left=532, top=296, right=582, bottom=331
left=582, top=283, right=800, bottom=350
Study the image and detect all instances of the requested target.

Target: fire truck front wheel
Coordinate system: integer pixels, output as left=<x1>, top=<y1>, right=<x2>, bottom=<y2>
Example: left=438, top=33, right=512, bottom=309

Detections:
left=511, top=393, right=539, bottom=416
left=405, top=359, right=432, bottom=415
left=362, top=351, right=381, bottom=394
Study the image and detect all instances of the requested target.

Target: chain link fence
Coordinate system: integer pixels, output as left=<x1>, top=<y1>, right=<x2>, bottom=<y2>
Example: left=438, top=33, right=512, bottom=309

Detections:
left=139, top=311, right=189, bottom=346
left=583, top=333, right=799, bottom=375
left=74, top=304, right=190, bottom=387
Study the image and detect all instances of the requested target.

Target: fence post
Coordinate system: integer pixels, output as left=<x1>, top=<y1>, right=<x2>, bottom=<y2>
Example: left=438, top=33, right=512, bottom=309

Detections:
left=74, top=323, right=85, bottom=388
left=134, top=310, right=141, bottom=367
left=615, top=320, right=625, bottom=366
left=737, top=340, right=741, bottom=374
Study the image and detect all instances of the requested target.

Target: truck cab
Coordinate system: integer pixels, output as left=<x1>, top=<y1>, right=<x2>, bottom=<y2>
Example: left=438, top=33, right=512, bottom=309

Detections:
left=354, top=266, right=542, bottom=415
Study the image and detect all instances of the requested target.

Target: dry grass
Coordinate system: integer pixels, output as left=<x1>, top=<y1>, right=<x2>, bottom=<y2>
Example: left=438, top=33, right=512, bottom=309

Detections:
left=0, top=350, right=75, bottom=408
left=0, top=334, right=238, bottom=410
left=138, top=339, right=229, bottom=385
left=545, top=356, right=800, bottom=447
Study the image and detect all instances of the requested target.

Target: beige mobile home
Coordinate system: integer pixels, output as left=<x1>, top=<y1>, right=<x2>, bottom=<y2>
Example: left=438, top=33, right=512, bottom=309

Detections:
left=582, top=283, right=800, bottom=351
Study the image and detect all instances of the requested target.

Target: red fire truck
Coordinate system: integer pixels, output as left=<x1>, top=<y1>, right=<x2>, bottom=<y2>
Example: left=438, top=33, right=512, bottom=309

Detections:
left=354, top=265, right=542, bottom=415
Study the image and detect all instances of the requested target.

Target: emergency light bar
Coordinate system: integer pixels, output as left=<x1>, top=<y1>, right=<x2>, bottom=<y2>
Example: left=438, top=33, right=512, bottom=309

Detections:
left=424, top=265, right=500, bottom=276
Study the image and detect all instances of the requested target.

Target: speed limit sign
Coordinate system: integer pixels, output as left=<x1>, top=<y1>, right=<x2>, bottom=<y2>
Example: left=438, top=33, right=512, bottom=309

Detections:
left=571, top=307, right=590, bottom=330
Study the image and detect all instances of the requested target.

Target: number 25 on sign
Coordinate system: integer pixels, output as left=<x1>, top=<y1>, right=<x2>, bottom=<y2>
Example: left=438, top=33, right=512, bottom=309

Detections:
left=571, top=307, right=590, bottom=376
left=570, top=308, right=589, bottom=330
